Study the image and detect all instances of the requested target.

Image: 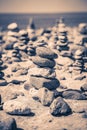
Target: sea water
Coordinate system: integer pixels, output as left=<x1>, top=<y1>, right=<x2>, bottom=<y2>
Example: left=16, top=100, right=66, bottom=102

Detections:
left=0, top=12, right=87, bottom=30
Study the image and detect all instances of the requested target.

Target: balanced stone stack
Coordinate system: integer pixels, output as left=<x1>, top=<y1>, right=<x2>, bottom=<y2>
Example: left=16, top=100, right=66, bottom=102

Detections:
left=78, top=23, right=87, bottom=35
left=73, top=49, right=84, bottom=74
left=0, top=53, right=7, bottom=85
left=13, top=30, right=30, bottom=61
left=56, top=18, right=69, bottom=56
left=29, top=46, right=60, bottom=90
left=5, top=23, right=19, bottom=50
left=14, top=30, right=29, bottom=52
left=27, top=18, right=37, bottom=41
left=0, top=33, right=4, bottom=44
left=11, top=49, right=21, bottom=62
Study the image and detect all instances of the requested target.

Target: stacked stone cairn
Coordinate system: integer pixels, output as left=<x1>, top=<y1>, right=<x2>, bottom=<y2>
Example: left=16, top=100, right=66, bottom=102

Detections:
left=13, top=29, right=30, bottom=60
left=0, top=33, right=4, bottom=44
left=56, top=18, right=69, bottom=56
left=27, top=18, right=37, bottom=41
left=5, top=23, right=19, bottom=50
left=29, top=46, right=59, bottom=90
left=73, top=49, right=84, bottom=74
left=11, top=49, right=21, bottom=62
left=0, top=52, right=7, bottom=85
left=27, top=46, right=73, bottom=116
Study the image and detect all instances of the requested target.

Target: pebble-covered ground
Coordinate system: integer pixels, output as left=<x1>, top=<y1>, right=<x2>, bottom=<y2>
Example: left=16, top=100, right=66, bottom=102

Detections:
left=0, top=19, right=87, bottom=130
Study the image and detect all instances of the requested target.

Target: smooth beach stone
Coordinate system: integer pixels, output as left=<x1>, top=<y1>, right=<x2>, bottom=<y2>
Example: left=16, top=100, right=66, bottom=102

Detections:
left=62, top=89, right=86, bottom=100
left=7, top=23, right=18, bottom=30
left=0, top=59, right=3, bottom=65
left=3, top=99, right=31, bottom=115
left=2, top=90, right=24, bottom=102
left=0, top=117, right=17, bottom=130
left=13, top=42, right=19, bottom=49
left=6, top=36, right=18, bottom=43
left=78, top=23, right=87, bottom=34
left=58, top=35, right=67, bottom=40
left=57, top=40, right=68, bottom=46
left=73, top=61, right=83, bottom=67
left=31, top=56, right=55, bottom=68
left=38, top=87, right=54, bottom=106
left=80, top=84, right=87, bottom=92
left=66, top=99, right=87, bottom=113
left=15, top=68, right=28, bottom=76
left=19, top=36, right=28, bottom=41
left=27, top=47, right=35, bottom=56
left=29, top=76, right=60, bottom=90
left=0, top=94, right=1, bottom=104
left=59, top=51, right=71, bottom=57
left=4, top=43, right=14, bottom=50
left=56, top=56, right=73, bottom=66
left=0, top=72, right=4, bottom=78
left=74, top=55, right=82, bottom=60
left=19, top=29, right=28, bottom=37
left=50, top=97, right=71, bottom=116
left=18, top=44, right=27, bottom=51
left=29, top=87, right=39, bottom=100
left=36, top=46, right=57, bottom=59
left=75, top=49, right=83, bottom=56
left=28, top=67, right=56, bottom=79
left=29, top=33, right=37, bottom=41
left=7, top=31, right=19, bottom=37
left=0, top=79, right=7, bottom=86
left=11, top=64, right=21, bottom=72
left=58, top=27, right=67, bottom=33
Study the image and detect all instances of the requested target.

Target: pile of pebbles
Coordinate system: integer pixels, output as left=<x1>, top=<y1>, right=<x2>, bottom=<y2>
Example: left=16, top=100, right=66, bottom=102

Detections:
left=29, top=46, right=59, bottom=90
left=57, top=19, right=69, bottom=56
left=14, top=30, right=29, bottom=52
left=1, top=20, right=87, bottom=130
left=5, top=23, right=19, bottom=50
left=73, top=49, right=84, bottom=74
left=0, top=53, right=7, bottom=85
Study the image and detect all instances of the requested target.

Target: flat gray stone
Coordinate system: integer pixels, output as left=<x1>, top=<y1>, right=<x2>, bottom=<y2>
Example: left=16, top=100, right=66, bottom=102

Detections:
left=36, top=46, right=57, bottom=59
left=50, top=97, right=71, bottom=116
left=66, top=99, right=87, bottom=113
left=30, top=76, right=59, bottom=90
left=28, top=67, right=56, bottom=79
left=0, top=117, right=17, bottom=130
left=38, top=87, right=54, bottom=106
left=3, top=98, right=31, bottom=115
left=0, top=79, right=8, bottom=86
left=32, top=56, right=55, bottom=68
left=62, top=89, right=86, bottom=100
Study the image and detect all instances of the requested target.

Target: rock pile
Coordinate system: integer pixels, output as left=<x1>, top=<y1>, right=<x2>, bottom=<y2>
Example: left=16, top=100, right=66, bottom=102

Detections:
left=0, top=53, right=7, bottom=85
left=57, top=19, right=69, bottom=57
left=11, top=49, right=21, bottom=62
left=27, top=18, right=37, bottom=41
left=5, top=23, right=19, bottom=50
left=29, top=46, right=60, bottom=90
left=14, top=30, right=29, bottom=51
left=13, top=29, right=29, bottom=61
left=73, top=49, right=84, bottom=74
left=1, top=19, right=87, bottom=130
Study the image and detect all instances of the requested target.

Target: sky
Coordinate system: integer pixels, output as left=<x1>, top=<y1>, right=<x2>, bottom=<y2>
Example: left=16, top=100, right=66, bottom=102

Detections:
left=0, top=0, right=87, bottom=13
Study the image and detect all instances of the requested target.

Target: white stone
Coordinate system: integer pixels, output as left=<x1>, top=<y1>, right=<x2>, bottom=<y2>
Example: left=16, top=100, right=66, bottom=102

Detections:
left=3, top=97, right=31, bottom=115
left=7, top=23, right=18, bottom=30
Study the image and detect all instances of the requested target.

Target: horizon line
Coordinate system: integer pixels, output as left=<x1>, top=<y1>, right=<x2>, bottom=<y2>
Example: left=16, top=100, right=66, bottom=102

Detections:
left=0, top=11, right=87, bottom=14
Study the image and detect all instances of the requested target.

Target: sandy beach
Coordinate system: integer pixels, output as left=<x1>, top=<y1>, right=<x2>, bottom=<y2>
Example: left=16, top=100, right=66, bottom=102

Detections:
left=0, top=19, right=87, bottom=130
